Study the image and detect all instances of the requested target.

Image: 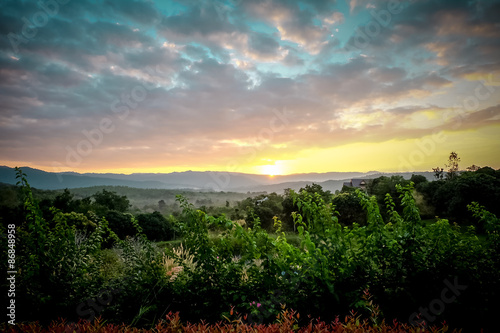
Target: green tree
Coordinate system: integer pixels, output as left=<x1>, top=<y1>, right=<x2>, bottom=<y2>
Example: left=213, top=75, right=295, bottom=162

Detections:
left=366, top=175, right=410, bottom=218
left=332, top=192, right=367, bottom=226
left=92, top=189, right=130, bottom=214
left=136, top=211, right=174, bottom=241
left=239, top=192, right=284, bottom=231
left=418, top=166, right=500, bottom=222
left=300, top=183, right=333, bottom=204
left=476, top=166, right=495, bottom=176
left=410, top=174, right=427, bottom=186
left=105, top=211, right=136, bottom=239
left=53, top=189, right=75, bottom=212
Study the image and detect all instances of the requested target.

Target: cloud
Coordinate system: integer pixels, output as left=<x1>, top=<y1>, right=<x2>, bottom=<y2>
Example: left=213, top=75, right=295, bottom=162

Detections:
left=104, top=0, right=161, bottom=25
left=243, top=0, right=333, bottom=54
left=1, top=0, right=499, bottom=173
left=248, top=32, right=281, bottom=58
left=323, top=11, right=344, bottom=26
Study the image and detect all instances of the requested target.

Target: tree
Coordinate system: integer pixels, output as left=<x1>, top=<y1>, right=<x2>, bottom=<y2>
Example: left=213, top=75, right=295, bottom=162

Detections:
left=53, top=189, right=75, bottom=213
left=410, top=174, right=428, bottom=186
left=418, top=166, right=500, bottom=222
left=281, top=184, right=333, bottom=231
left=51, top=210, right=96, bottom=233
left=332, top=192, right=367, bottom=226
left=105, top=211, right=136, bottom=239
left=466, top=164, right=480, bottom=172
left=239, top=192, right=284, bottom=231
left=476, top=166, right=496, bottom=176
left=158, top=199, right=167, bottom=212
left=432, top=166, right=444, bottom=180
left=136, top=211, right=173, bottom=241
left=299, top=183, right=333, bottom=204
left=366, top=175, right=410, bottom=219
left=445, top=151, right=461, bottom=180
left=92, top=189, right=130, bottom=214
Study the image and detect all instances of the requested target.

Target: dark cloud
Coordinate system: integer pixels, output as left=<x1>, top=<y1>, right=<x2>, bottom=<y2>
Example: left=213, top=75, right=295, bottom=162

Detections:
left=160, top=3, right=237, bottom=38
left=104, top=0, right=161, bottom=25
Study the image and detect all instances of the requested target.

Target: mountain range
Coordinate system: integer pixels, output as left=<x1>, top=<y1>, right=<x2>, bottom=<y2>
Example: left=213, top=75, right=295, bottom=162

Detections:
left=0, top=166, right=435, bottom=193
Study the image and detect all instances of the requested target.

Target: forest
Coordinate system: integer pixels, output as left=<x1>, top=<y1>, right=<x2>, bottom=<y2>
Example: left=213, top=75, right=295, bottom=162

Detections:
left=1, top=161, right=499, bottom=332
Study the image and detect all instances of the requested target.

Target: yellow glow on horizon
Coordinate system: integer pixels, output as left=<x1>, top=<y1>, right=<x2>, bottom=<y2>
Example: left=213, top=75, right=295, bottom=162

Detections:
left=8, top=126, right=499, bottom=176
left=279, top=126, right=500, bottom=173
left=259, top=163, right=283, bottom=176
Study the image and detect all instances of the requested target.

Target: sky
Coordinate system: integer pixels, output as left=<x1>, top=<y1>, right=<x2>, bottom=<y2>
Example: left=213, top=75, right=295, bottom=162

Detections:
left=0, top=0, right=499, bottom=176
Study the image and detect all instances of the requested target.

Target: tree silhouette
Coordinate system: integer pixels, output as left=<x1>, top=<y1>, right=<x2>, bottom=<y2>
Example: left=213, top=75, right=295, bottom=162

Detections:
left=445, top=151, right=461, bottom=180
left=432, top=166, right=444, bottom=180
left=466, top=164, right=480, bottom=172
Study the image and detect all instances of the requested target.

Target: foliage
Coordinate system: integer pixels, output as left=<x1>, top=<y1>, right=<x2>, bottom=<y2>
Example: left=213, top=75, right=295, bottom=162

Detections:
left=92, top=189, right=131, bottom=214
left=417, top=167, right=500, bottom=222
left=8, top=168, right=112, bottom=322
left=136, top=211, right=175, bottom=241
left=104, top=210, right=137, bottom=239
left=366, top=175, right=410, bottom=220
left=332, top=192, right=367, bottom=226
left=4, top=168, right=500, bottom=331
left=468, top=201, right=500, bottom=256
left=238, top=192, right=284, bottom=230
left=299, top=183, right=333, bottom=203
left=1, top=309, right=461, bottom=333
left=409, top=174, right=428, bottom=186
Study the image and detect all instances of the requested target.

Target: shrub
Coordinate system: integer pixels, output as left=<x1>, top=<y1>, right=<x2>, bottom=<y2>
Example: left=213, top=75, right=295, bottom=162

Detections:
left=1, top=309, right=462, bottom=332
left=6, top=170, right=499, bottom=331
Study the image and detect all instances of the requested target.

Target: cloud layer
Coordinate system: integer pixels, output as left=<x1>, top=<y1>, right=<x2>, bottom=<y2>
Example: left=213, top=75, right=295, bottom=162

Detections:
left=1, top=0, right=499, bottom=174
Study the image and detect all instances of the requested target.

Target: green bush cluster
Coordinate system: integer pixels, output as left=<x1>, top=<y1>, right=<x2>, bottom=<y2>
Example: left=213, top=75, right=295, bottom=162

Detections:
left=2, top=169, right=499, bottom=332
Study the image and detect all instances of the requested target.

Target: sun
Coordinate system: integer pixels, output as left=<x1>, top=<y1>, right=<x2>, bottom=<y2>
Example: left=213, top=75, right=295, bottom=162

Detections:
left=260, top=164, right=282, bottom=177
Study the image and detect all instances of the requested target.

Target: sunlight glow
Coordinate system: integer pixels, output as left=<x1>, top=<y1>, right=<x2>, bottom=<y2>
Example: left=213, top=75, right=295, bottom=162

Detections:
left=259, top=164, right=283, bottom=176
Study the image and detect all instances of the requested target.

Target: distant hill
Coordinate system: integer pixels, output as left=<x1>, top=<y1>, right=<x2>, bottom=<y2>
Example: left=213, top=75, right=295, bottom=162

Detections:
left=0, top=166, right=166, bottom=190
left=0, top=166, right=434, bottom=193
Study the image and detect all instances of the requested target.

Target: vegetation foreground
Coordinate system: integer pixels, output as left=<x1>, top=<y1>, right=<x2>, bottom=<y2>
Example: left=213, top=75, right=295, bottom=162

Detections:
left=1, top=167, right=499, bottom=332
left=1, top=310, right=460, bottom=332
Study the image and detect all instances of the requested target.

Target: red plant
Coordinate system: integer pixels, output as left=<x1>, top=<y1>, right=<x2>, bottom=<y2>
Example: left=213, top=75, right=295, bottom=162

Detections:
left=0, top=310, right=461, bottom=333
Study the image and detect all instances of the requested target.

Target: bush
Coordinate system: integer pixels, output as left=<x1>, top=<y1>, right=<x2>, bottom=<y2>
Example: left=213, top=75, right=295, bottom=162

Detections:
left=6, top=168, right=110, bottom=323
left=136, top=211, right=174, bottom=241
left=1, top=309, right=462, bottom=332
left=6, top=170, right=499, bottom=332
left=105, top=210, right=137, bottom=239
